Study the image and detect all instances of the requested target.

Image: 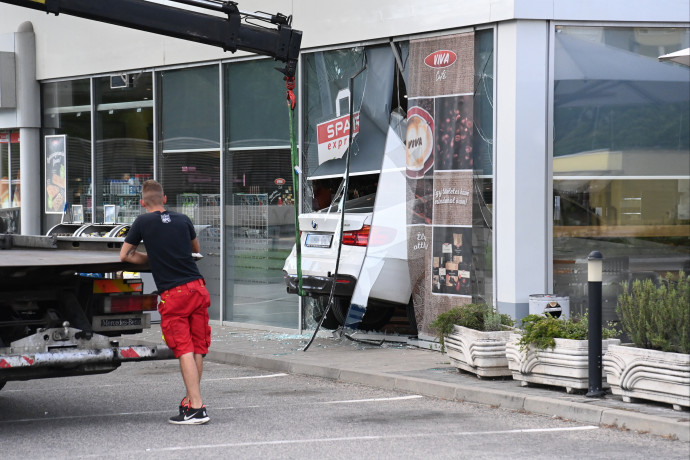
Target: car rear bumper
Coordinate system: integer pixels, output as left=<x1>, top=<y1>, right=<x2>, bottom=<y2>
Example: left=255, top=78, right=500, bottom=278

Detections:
left=283, top=271, right=357, bottom=297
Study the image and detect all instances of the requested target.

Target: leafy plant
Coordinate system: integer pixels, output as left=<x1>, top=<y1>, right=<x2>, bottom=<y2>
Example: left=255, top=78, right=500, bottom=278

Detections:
left=617, top=271, right=689, bottom=354
left=431, top=303, right=513, bottom=351
left=517, top=313, right=619, bottom=352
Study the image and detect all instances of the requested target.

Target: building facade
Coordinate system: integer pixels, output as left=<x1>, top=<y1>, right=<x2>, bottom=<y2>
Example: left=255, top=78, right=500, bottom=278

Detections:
left=1, top=0, right=688, bottom=332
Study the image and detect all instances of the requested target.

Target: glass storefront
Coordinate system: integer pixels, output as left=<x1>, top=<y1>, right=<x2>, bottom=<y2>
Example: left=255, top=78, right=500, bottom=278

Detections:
left=42, top=79, right=91, bottom=226
left=553, top=26, right=690, bottom=321
left=299, top=44, right=399, bottom=328
left=94, top=72, right=154, bottom=223
left=472, top=29, right=495, bottom=306
left=30, top=28, right=493, bottom=332
left=223, top=59, right=297, bottom=327
left=39, top=63, right=297, bottom=327
left=159, top=65, right=222, bottom=320
left=296, top=31, right=495, bottom=330
left=0, top=130, right=20, bottom=233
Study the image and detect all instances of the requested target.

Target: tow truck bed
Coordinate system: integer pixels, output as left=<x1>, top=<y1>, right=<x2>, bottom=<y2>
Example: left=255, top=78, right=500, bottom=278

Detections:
left=0, top=235, right=148, bottom=285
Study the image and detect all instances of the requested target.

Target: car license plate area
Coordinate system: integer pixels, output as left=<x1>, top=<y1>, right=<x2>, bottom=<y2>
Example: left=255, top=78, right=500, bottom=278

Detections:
left=305, top=233, right=333, bottom=248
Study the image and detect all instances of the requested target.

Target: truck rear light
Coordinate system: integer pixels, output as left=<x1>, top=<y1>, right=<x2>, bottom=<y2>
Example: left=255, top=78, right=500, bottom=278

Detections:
left=102, top=294, right=158, bottom=313
left=342, top=225, right=370, bottom=246
left=92, top=278, right=143, bottom=294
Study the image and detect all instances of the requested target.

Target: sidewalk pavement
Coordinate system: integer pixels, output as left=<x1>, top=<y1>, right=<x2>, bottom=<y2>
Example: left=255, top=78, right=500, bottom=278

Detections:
left=124, top=324, right=690, bottom=442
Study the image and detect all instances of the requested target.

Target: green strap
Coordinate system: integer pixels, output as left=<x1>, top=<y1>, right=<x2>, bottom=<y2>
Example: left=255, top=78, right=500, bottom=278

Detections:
left=288, top=101, right=306, bottom=297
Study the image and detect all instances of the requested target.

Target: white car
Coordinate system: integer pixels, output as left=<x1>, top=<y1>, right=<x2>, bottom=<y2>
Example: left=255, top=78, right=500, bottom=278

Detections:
left=283, top=193, right=414, bottom=330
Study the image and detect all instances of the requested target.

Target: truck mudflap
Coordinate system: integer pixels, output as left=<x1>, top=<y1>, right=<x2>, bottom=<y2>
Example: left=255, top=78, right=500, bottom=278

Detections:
left=0, top=326, right=174, bottom=383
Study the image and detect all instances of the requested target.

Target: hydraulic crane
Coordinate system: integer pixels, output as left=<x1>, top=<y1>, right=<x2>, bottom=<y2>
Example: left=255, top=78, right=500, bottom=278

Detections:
left=0, top=0, right=302, bottom=77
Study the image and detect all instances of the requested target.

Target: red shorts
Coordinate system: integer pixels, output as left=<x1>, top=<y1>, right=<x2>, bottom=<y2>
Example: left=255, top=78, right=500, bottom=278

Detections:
left=158, top=279, right=211, bottom=358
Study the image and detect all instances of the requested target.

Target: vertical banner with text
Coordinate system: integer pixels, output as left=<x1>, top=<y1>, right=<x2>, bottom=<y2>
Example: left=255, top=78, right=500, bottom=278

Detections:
left=45, top=135, right=67, bottom=214
left=406, top=33, right=475, bottom=336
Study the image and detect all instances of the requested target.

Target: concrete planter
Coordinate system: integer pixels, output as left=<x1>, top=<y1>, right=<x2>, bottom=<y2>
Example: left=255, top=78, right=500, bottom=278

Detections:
left=603, top=344, right=690, bottom=411
left=445, top=325, right=512, bottom=378
left=505, top=333, right=621, bottom=394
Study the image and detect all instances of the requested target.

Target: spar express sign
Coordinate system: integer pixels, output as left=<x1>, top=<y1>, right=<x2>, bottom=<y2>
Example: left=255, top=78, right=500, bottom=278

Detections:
left=316, top=89, right=360, bottom=165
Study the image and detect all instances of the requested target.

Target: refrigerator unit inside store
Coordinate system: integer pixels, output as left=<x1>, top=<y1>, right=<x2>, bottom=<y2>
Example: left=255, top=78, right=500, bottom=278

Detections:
left=46, top=222, right=130, bottom=238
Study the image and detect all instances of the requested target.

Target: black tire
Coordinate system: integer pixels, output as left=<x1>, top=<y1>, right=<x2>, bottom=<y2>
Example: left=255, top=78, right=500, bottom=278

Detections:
left=359, top=304, right=396, bottom=331
left=329, top=297, right=349, bottom=325
left=311, top=296, right=348, bottom=330
left=313, top=296, right=396, bottom=331
left=0, top=380, right=6, bottom=392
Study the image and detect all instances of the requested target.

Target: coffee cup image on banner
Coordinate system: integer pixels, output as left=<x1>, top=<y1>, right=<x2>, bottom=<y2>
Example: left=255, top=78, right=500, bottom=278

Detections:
left=405, top=104, right=435, bottom=178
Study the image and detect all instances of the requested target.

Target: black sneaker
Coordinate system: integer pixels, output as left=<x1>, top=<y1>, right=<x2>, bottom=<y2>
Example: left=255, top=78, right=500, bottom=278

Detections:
left=169, top=406, right=210, bottom=425
left=179, top=397, right=189, bottom=415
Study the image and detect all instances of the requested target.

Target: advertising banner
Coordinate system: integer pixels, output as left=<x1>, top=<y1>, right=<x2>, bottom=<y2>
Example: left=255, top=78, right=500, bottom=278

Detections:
left=406, top=32, right=475, bottom=336
left=45, top=135, right=67, bottom=214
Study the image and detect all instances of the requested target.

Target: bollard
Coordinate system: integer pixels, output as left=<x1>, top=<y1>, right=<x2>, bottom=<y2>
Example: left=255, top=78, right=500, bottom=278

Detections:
left=586, top=250, right=605, bottom=398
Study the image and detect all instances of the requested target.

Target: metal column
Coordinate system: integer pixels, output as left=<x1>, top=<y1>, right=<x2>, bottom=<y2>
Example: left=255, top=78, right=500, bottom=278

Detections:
left=15, top=21, right=40, bottom=235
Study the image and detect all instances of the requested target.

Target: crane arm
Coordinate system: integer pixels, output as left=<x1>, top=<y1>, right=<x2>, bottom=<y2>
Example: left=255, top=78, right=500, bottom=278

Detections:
left=0, top=0, right=302, bottom=76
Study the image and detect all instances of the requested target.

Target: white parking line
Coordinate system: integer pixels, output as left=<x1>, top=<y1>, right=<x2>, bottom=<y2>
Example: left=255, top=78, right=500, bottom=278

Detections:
left=322, top=395, right=423, bottom=404
left=0, top=395, right=424, bottom=424
left=78, top=426, right=601, bottom=457
left=205, top=373, right=288, bottom=381
left=0, top=372, right=287, bottom=393
left=1, top=384, right=126, bottom=393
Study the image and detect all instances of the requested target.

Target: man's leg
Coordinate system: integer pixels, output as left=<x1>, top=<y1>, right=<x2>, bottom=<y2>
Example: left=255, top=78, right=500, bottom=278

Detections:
left=184, top=353, right=204, bottom=403
left=194, top=353, right=203, bottom=382
left=170, top=351, right=209, bottom=424
left=179, top=352, right=203, bottom=408
left=183, top=285, right=210, bottom=409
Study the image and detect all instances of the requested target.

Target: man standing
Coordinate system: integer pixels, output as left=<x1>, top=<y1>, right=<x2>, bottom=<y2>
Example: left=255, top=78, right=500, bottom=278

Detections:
left=120, top=180, right=211, bottom=425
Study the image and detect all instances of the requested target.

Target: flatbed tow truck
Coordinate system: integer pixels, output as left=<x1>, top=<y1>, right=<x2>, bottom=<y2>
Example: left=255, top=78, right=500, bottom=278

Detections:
left=0, top=0, right=302, bottom=391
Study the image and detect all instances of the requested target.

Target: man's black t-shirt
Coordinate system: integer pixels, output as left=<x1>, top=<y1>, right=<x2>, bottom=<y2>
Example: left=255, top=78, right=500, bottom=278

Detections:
left=125, top=210, right=201, bottom=292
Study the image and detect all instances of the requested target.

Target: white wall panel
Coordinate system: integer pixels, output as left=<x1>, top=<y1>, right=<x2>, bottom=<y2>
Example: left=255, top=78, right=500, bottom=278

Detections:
left=291, top=0, right=509, bottom=47
left=1, top=1, right=688, bottom=81
left=495, top=20, right=550, bottom=319
left=550, top=0, right=690, bottom=22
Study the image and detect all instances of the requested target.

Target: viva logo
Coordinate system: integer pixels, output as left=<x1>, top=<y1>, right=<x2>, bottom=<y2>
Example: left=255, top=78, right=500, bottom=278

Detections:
left=424, top=50, right=457, bottom=69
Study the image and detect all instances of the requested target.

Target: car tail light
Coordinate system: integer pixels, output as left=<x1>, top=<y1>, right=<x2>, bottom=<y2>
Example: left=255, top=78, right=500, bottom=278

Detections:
left=342, top=225, right=370, bottom=246
left=102, top=294, right=158, bottom=313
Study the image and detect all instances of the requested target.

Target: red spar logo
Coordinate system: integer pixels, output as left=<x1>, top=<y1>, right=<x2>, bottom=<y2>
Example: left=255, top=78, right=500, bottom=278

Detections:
left=424, top=50, right=457, bottom=69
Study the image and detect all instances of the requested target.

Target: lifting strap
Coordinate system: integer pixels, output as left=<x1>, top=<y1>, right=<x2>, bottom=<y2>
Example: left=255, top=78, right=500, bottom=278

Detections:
left=285, top=76, right=305, bottom=296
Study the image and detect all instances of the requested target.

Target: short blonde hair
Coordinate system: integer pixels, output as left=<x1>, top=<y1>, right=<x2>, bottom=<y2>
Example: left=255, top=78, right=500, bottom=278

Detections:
left=141, top=180, right=164, bottom=206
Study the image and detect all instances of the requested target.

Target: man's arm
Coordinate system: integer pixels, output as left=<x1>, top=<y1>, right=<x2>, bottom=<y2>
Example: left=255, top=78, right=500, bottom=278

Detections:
left=120, top=241, right=149, bottom=265
left=191, top=238, right=200, bottom=254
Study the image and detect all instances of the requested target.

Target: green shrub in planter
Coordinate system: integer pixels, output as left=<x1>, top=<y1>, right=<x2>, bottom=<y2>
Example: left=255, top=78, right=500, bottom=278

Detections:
left=517, top=313, right=619, bottom=352
left=431, top=303, right=513, bottom=351
left=617, top=271, right=689, bottom=354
